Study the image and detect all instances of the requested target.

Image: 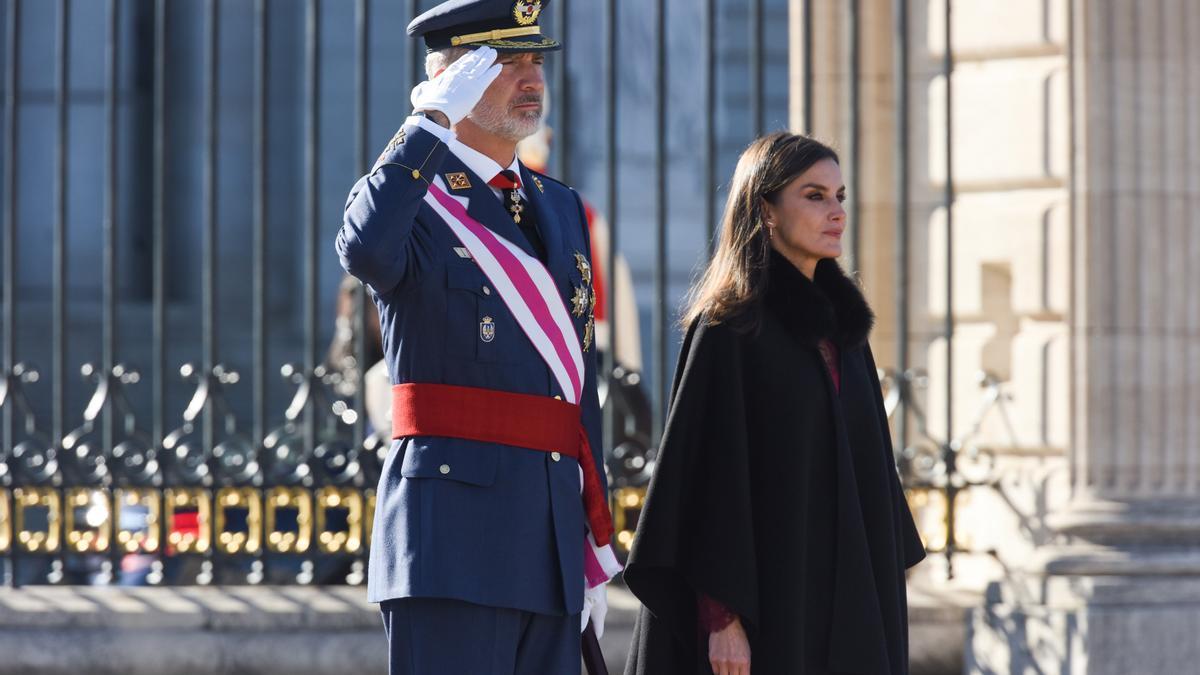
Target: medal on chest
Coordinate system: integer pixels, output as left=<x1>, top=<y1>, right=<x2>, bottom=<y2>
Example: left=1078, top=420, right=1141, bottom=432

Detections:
left=572, top=252, right=597, bottom=352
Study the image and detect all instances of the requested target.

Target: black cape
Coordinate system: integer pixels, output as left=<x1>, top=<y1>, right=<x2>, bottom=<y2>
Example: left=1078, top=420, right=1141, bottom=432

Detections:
left=623, top=252, right=926, bottom=675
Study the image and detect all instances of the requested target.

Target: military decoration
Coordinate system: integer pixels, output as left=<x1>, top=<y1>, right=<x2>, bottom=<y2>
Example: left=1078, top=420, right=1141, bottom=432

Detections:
left=574, top=252, right=596, bottom=352
left=532, top=176, right=545, bottom=193
left=507, top=189, right=525, bottom=223
left=513, top=0, right=542, bottom=26
left=574, top=252, right=592, bottom=285
left=571, top=285, right=590, bottom=318
left=582, top=317, right=594, bottom=352
left=446, top=172, right=472, bottom=190
left=479, top=316, right=496, bottom=343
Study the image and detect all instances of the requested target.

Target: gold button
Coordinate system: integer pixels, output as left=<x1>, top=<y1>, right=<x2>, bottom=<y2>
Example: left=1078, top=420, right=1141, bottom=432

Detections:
left=438, top=464, right=450, bottom=475
left=553, top=395, right=562, bottom=400
left=411, top=169, right=421, bottom=180
left=482, top=286, right=491, bottom=295
left=550, top=452, right=561, bottom=462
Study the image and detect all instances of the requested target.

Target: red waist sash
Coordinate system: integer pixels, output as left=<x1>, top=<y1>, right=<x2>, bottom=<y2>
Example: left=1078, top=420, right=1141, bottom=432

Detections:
left=391, top=382, right=615, bottom=546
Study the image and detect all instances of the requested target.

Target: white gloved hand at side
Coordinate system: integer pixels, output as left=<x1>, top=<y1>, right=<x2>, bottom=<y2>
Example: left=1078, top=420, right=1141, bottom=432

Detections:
left=580, top=582, right=608, bottom=638
left=409, top=46, right=502, bottom=127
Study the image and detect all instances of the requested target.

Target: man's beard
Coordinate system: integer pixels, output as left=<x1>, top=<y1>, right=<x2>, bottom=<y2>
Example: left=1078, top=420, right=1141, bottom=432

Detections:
left=468, top=94, right=543, bottom=142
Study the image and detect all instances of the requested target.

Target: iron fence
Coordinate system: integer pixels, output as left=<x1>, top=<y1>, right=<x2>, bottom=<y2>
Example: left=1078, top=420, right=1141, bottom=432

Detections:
left=0, top=0, right=983, bottom=587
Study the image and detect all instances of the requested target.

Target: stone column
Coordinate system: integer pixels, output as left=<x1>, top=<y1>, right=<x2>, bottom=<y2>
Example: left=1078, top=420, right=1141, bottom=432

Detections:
left=967, top=0, right=1200, bottom=672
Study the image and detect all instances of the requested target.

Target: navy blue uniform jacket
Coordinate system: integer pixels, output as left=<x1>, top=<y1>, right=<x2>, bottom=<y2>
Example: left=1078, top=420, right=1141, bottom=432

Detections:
left=337, top=118, right=604, bottom=616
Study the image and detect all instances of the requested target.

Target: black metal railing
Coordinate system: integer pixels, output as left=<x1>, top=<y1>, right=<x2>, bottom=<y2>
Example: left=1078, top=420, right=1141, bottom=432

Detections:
left=0, top=0, right=980, bottom=586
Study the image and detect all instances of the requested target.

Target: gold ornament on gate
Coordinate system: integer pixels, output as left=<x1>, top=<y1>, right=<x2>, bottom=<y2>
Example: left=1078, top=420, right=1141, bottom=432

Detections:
left=266, top=487, right=313, bottom=554
left=14, top=487, right=61, bottom=554
left=165, top=488, right=212, bottom=555
left=64, top=488, right=110, bottom=553
left=317, top=487, right=364, bottom=554
left=215, top=487, right=263, bottom=555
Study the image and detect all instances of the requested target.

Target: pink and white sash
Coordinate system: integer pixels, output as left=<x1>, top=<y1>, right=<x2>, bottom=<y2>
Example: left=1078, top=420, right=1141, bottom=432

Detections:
left=423, top=177, right=622, bottom=587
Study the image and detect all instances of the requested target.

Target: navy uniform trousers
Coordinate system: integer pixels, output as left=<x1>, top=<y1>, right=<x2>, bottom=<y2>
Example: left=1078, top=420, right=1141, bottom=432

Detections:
left=338, top=113, right=602, bottom=675
left=382, top=598, right=579, bottom=675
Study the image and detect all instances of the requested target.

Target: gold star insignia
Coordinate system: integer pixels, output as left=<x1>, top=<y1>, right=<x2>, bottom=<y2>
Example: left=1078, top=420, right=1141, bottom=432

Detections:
left=571, top=285, right=590, bottom=317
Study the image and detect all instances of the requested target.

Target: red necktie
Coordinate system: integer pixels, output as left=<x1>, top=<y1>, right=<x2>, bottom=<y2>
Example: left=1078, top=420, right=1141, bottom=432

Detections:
left=487, top=169, right=522, bottom=191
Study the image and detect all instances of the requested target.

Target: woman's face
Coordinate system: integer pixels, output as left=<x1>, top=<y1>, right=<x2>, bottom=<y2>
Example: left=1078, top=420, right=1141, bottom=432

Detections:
left=762, top=158, right=846, bottom=278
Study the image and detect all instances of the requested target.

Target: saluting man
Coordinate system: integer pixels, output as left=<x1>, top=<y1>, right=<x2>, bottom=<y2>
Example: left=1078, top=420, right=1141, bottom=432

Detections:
left=336, top=1, right=620, bottom=673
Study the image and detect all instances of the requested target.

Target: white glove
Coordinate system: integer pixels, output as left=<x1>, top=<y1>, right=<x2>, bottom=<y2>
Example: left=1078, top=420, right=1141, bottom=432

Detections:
left=580, top=582, right=608, bottom=638
left=409, top=46, right=502, bottom=127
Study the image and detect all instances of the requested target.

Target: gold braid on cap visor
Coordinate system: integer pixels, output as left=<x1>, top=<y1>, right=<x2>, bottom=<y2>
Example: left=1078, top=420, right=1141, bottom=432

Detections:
left=451, top=26, right=542, bottom=46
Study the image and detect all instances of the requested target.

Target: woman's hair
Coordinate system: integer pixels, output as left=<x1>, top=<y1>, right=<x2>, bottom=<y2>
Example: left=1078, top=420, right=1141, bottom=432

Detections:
left=680, top=132, right=839, bottom=332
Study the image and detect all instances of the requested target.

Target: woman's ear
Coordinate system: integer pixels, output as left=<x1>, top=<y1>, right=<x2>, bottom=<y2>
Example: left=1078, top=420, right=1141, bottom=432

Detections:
left=760, top=197, right=776, bottom=227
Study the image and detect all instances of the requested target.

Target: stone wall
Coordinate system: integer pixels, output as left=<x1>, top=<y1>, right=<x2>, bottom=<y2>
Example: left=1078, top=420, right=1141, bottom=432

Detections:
left=790, top=0, right=1073, bottom=589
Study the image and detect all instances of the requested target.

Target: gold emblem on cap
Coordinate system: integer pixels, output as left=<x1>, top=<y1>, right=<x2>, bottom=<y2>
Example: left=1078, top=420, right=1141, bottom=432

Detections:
left=446, top=172, right=472, bottom=190
left=513, top=0, right=542, bottom=27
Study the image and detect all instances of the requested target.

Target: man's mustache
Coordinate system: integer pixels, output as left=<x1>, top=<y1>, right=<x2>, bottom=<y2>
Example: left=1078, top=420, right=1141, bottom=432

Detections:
left=511, top=94, right=543, bottom=109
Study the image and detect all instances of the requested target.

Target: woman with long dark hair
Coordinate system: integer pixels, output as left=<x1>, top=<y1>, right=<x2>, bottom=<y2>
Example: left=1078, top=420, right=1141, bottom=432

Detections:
left=622, top=132, right=926, bottom=675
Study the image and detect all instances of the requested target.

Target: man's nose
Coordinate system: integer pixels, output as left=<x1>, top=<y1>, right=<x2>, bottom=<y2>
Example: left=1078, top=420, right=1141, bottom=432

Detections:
left=519, top=66, right=544, bottom=91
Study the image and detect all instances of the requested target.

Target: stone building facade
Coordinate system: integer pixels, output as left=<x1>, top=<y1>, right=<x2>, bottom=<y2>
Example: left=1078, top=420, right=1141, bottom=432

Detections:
left=791, top=1, right=1200, bottom=671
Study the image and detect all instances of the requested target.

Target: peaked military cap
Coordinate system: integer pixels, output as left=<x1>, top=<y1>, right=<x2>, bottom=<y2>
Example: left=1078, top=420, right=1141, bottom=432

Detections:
left=407, top=0, right=561, bottom=53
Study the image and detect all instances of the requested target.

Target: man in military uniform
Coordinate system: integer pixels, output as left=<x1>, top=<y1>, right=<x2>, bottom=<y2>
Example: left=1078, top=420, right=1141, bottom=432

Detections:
left=336, top=1, right=619, bottom=673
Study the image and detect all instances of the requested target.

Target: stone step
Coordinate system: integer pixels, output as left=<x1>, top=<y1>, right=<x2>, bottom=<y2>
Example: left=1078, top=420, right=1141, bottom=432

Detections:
left=0, top=580, right=973, bottom=674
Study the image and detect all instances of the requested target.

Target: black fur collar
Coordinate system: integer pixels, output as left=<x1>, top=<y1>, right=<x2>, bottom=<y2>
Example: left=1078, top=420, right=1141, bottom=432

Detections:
left=763, top=249, right=875, bottom=349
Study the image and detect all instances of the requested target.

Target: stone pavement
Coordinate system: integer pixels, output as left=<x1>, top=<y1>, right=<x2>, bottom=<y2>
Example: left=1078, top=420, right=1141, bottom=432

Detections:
left=0, top=580, right=973, bottom=674
left=0, top=584, right=384, bottom=674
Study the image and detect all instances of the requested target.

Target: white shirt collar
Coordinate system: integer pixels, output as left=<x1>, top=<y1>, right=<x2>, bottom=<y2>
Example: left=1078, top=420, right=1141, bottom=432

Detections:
left=448, top=136, right=522, bottom=187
